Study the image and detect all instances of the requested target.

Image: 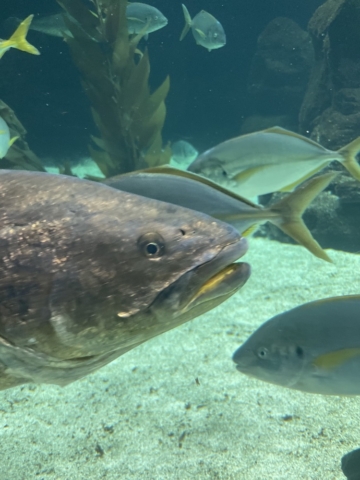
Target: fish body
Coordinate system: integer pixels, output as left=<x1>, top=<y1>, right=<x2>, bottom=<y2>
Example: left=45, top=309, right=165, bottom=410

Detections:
left=105, top=166, right=336, bottom=262
left=126, top=3, right=168, bottom=35
left=180, top=4, right=226, bottom=51
left=233, top=295, right=360, bottom=395
left=0, top=15, right=40, bottom=59
left=170, top=140, right=198, bottom=169
left=188, top=126, right=360, bottom=197
left=0, top=171, right=250, bottom=390
left=342, top=448, right=360, bottom=480
left=7, top=4, right=167, bottom=40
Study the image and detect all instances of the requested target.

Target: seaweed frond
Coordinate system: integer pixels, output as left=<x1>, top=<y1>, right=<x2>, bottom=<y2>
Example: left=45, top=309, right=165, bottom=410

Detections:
left=58, top=0, right=171, bottom=176
left=0, top=100, right=45, bottom=172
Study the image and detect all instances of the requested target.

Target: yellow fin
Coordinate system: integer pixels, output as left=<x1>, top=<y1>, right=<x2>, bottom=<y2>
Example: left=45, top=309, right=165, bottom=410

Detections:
left=195, top=28, right=206, bottom=39
left=8, top=136, right=19, bottom=148
left=5, top=15, right=40, bottom=57
left=313, top=348, right=360, bottom=370
left=338, top=136, right=360, bottom=182
left=240, top=224, right=258, bottom=237
left=268, top=172, right=337, bottom=262
left=234, top=166, right=265, bottom=184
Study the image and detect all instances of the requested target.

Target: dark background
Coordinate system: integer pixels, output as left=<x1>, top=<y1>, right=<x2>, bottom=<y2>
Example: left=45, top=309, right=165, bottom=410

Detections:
left=0, top=0, right=324, bottom=162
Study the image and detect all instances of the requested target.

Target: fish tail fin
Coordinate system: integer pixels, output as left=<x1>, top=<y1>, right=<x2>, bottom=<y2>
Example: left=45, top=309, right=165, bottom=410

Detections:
left=338, top=136, right=360, bottom=181
left=269, top=172, right=337, bottom=262
left=180, top=4, right=192, bottom=41
left=7, top=15, right=40, bottom=56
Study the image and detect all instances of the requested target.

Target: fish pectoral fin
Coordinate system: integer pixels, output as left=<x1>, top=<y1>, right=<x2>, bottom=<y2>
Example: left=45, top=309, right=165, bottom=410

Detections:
left=268, top=172, right=337, bottom=262
left=180, top=4, right=192, bottom=41
left=313, top=348, right=360, bottom=371
left=234, top=166, right=265, bottom=184
left=8, top=136, right=19, bottom=148
left=8, top=15, right=40, bottom=56
left=127, top=17, right=145, bottom=22
left=338, top=136, right=360, bottom=182
left=195, top=28, right=206, bottom=39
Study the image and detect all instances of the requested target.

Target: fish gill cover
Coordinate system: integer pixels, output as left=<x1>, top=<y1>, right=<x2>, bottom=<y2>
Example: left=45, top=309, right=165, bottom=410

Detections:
left=57, top=0, right=171, bottom=177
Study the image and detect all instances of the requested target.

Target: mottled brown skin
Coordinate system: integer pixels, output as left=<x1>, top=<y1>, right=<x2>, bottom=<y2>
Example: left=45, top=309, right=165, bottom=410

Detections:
left=0, top=171, right=249, bottom=389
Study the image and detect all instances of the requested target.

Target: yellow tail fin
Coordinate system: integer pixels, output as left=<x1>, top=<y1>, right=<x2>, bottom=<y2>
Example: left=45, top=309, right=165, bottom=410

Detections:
left=338, top=136, right=360, bottom=181
left=6, top=15, right=40, bottom=56
left=269, top=172, right=337, bottom=262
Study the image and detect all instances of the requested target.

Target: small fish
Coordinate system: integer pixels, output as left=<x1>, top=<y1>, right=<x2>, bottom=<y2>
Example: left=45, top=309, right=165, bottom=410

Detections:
left=188, top=126, right=360, bottom=198
left=0, top=170, right=250, bottom=389
left=233, top=295, right=360, bottom=395
left=0, top=15, right=40, bottom=59
left=0, top=117, right=18, bottom=159
left=170, top=140, right=198, bottom=169
left=7, top=4, right=167, bottom=40
left=127, top=3, right=168, bottom=37
left=342, top=448, right=360, bottom=480
left=104, top=166, right=336, bottom=262
left=180, top=4, right=226, bottom=51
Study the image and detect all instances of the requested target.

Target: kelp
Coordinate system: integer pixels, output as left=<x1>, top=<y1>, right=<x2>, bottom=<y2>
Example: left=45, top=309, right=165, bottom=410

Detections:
left=0, top=100, right=45, bottom=172
left=57, top=0, right=171, bottom=177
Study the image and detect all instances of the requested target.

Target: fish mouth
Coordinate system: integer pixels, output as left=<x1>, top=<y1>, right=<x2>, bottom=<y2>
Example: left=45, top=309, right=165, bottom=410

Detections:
left=180, top=237, right=250, bottom=313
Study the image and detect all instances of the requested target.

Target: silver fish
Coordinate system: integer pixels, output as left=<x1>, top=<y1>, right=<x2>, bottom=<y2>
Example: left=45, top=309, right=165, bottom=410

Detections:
left=7, top=4, right=168, bottom=39
left=0, top=170, right=250, bottom=390
left=104, top=166, right=336, bottom=262
left=188, top=126, right=360, bottom=198
left=170, top=140, right=198, bottom=169
left=233, top=295, right=360, bottom=395
left=180, top=4, right=226, bottom=51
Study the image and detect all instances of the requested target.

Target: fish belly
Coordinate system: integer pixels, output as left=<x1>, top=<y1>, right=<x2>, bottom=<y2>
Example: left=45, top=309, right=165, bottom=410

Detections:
left=232, top=160, right=329, bottom=197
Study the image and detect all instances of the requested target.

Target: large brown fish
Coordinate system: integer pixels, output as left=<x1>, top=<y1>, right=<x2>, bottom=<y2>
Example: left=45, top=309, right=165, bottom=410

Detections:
left=0, top=171, right=250, bottom=390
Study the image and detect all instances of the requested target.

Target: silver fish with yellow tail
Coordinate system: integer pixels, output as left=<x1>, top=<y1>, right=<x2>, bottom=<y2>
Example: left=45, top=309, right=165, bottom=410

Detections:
left=233, top=295, right=360, bottom=395
left=105, top=166, right=337, bottom=262
left=188, top=126, right=360, bottom=198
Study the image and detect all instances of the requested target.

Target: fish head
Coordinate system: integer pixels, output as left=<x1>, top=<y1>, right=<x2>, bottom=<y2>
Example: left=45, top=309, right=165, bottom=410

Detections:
left=201, top=22, right=226, bottom=50
left=129, top=5, right=168, bottom=34
left=233, top=316, right=307, bottom=389
left=188, top=152, right=231, bottom=183
left=0, top=172, right=250, bottom=387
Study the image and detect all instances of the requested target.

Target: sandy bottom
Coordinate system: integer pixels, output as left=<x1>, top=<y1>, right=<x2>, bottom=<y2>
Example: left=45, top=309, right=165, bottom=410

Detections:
left=1, top=238, right=359, bottom=480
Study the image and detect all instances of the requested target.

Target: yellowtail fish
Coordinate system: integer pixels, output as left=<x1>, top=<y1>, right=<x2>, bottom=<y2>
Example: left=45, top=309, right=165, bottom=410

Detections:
left=105, top=166, right=336, bottom=262
left=0, top=15, right=40, bottom=59
left=0, top=117, right=18, bottom=159
left=180, top=4, right=226, bottom=51
left=188, top=126, right=360, bottom=198
left=233, top=295, right=360, bottom=395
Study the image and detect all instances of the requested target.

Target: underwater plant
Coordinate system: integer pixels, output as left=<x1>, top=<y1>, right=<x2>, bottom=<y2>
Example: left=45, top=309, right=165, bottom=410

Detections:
left=0, top=100, right=45, bottom=172
left=58, top=0, right=171, bottom=177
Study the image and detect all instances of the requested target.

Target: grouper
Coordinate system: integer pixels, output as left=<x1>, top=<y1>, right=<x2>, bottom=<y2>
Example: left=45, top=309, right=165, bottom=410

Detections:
left=0, top=171, right=250, bottom=390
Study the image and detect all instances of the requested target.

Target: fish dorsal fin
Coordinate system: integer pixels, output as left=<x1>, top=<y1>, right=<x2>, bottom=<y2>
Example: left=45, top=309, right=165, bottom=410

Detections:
left=132, top=165, right=260, bottom=207
left=195, top=28, right=206, bottom=38
left=263, top=126, right=327, bottom=150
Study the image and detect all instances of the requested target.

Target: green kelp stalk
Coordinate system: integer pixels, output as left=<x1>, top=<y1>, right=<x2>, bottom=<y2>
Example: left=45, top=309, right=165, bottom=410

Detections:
left=0, top=100, right=45, bottom=172
left=58, top=0, right=171, bottom=177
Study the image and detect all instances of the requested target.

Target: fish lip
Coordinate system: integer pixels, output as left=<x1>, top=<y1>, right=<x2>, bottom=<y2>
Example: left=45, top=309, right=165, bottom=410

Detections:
left=180, top=236, right=250, bottom=311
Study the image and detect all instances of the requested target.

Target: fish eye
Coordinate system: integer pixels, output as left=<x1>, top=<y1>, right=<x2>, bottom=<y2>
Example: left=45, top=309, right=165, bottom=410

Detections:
left=257, top=347, right=269, bottom=359
left=138, top=233, right=165, bottom=258
left=154, top=15, right=158, bottom=20
left=213, top=32, right=218, bottom=38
